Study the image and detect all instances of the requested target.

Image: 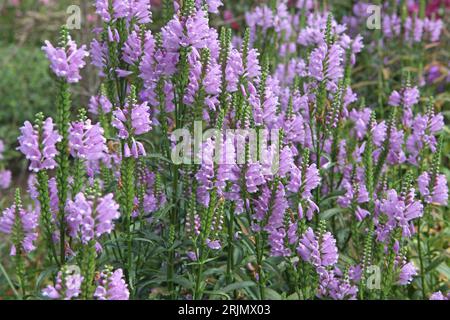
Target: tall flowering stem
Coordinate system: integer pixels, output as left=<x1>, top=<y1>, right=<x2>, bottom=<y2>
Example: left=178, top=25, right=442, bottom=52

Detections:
left=121, top=153, right=136, bottom=287
left=80, top=239, right=97, bottom=300
left=417, top=134, right=443, bottom=299
left=42, top=23, right=89, bottom=262
left=55, top=27, right=72, bottom=264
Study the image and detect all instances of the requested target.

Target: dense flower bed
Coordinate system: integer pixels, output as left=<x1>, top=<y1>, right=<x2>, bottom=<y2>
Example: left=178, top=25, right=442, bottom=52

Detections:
left=0, top=0, right=448, bottom=300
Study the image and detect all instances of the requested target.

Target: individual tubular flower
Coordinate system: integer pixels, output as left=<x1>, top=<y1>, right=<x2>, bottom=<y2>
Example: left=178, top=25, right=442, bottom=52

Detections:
left=355, top=206, right=370, bottom=221
left=42, top=267, right=83, bottom=300
left=18, top=118, right=62, bottom=172
left=429, top=291, right=449, bottom=300
left=206, top=239, right=221, bottom=250
left=397, top=262, right=417, bottom=285
left=299, top=198, right=320, bottom=221
left=42, top=38, right=89, bottom=83
left=69, top=119, right=107, bottom=161
left=94, top=267, right=130, bottom=300
left=0, top=204, right=39, bottom=255
left=65, top=192, right=120, bottom=244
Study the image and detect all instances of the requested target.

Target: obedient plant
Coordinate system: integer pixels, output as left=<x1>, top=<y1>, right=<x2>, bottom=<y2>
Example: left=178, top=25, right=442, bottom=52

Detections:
left=0, top=0, right=448, bottom=301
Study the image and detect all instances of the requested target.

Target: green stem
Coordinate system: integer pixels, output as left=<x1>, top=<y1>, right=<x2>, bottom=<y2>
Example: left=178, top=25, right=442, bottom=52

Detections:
left=0, top=260, right=21, bottom=299
left=225, top=208, right=235, bottom=285
left=193, top=254, right=204, bottom=300
left=56, top=79, right=71, bottom=264
left=121, top=155, right=136, bottom=290
left=417, top=216, right=426, bottom=299
left=15, top=254, right=26, bottom=299
left=81, top=240, right=97, bottom=300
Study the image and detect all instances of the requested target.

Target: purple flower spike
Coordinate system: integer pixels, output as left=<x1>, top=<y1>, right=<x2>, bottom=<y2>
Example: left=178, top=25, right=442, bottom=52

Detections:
left=94, top=268, right=130, bottom=300
left=18, top=118, right=62, bottom=172
left=66, top=192, right=120, bottom=244
left=42, top=270, right=83, bottom=300
left=42, top=39, right=89, bottom=83
left=297, top=227, right=338, bottom=268
left=0, top=205, right=39, bottom=256
left=69, top=120, right=107, bottom=161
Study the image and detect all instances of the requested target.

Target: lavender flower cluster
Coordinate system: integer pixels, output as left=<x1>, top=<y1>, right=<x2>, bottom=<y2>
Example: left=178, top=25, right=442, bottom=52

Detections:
left=0, top=0, right=448, bottom=301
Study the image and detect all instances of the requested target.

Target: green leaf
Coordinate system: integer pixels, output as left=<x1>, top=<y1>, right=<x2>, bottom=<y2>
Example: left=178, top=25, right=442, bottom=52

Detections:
left=287, top=292, right=300, bottom=300
left=264, top=288, right=282, bottom=300
left=220, top=281, right=256, bottom=293
left=173, top=276, right=194, bottom=289
left=425, top=256, right=446, bottom=273
left=203, top=290, right=231, bottom=299
left=320, top=208, right=345, bottom=220
left=436, top=263, right=450, bottom=279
